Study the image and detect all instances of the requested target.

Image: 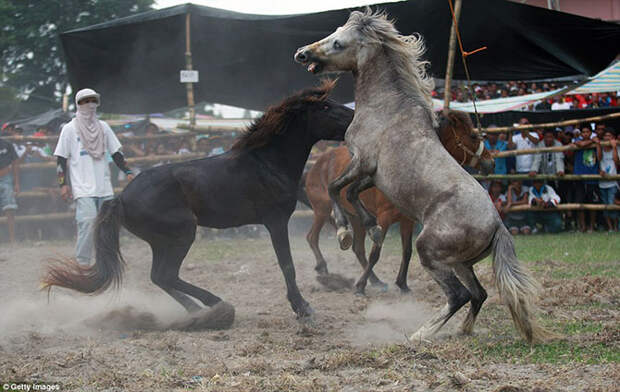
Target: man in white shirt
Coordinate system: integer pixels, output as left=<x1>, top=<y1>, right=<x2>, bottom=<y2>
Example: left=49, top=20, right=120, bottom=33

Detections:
left=54, top=88, right=134, bottom=266
left=510, top=118, right=540, bottom=185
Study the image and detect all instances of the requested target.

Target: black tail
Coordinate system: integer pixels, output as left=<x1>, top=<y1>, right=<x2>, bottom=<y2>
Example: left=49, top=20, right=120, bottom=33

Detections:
left=297, top=171, right=313, bottom=209
left=42, top=197, right=125, bottom=294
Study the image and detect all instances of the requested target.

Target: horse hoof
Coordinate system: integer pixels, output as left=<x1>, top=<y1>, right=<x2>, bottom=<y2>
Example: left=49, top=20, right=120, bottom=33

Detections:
left=337, top=227, right=353, bottom=250
left=295, top=302, right=315, bottom=320
left=354, top=288, right=366, bottom=297
left=315, top=265, right=329, bottom=275
left=398, top=285, right=412, bottom=294
left=368, top=225, right=383, bottom=245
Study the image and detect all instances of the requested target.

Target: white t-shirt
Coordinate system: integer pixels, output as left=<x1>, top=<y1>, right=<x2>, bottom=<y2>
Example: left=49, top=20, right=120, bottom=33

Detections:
left=599, top=147, right=619, bottom=189
left=551, top=101, right=572, bottom=110
left=512, top=132, right=539, bottom=173
left=54, top=119, right=121, bottom=199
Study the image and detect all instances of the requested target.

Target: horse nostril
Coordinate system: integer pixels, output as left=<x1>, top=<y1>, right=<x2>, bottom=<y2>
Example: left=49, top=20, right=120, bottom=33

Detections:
left=295, top=50, right=308, bottom=63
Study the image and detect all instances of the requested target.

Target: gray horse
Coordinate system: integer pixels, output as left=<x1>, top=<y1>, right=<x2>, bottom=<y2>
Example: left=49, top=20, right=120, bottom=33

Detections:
left=294, top=9, right=552, bottom=344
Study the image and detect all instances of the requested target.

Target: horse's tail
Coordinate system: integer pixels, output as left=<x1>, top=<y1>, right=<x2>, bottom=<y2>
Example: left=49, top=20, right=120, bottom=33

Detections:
left=42, top=197, right=125, bottom=294
left=297, top=171, right=313, bottom=209
left=491, top=224, right=554, bottom=344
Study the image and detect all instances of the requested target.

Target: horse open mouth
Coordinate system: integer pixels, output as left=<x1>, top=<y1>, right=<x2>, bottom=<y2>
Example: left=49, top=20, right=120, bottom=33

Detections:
left=307, top=61, right=323, bottom=74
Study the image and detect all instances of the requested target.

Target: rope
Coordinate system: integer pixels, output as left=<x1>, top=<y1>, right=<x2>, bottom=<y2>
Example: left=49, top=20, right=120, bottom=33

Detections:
left=447, top=0, right=487, bottom=133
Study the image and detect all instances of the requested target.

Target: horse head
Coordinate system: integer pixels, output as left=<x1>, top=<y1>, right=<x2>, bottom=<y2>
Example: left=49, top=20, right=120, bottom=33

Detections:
left=438, top=110, right=495, bottom=174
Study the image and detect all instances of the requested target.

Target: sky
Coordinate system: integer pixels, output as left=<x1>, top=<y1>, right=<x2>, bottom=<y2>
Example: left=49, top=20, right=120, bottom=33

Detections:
left=153, top=1, right=401, bottom=117
left=154, top=0, right=399, bottom=15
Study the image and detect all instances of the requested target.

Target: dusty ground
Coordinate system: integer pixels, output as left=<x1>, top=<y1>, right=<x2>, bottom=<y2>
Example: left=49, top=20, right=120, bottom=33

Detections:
left=0, top=227, right=618, bottom=392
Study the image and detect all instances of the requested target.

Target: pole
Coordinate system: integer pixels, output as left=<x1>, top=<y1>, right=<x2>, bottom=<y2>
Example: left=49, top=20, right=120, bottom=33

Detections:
left=185, top=12, right=196, bottom=128
left=443, top=0, right=462, bottom=111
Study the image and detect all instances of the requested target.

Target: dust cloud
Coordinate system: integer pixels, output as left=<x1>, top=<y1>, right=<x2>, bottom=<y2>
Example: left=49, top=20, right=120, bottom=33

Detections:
left=349, top=300, right=432, bottom=346
left=0, top=288, right=186, bottom=340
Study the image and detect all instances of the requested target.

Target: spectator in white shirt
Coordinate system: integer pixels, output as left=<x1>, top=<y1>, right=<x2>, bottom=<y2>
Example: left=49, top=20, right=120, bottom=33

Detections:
left=528, top=179, right=562, bottom=233
left=509, top=118, right=540, bottom=184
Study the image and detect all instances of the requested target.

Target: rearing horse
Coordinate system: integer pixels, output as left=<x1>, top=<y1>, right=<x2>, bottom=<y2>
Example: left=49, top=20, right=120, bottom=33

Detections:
left=295, top=10, right=552, bottom=343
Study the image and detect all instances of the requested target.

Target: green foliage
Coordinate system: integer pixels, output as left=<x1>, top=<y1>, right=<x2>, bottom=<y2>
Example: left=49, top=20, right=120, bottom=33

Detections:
left=0, top=0, right=154, bottom=111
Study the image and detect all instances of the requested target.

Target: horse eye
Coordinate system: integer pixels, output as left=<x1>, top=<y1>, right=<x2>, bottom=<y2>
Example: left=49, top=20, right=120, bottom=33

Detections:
left=323, top=105, right=330, bottom=110
left=333, top=40, right=342, bottom=50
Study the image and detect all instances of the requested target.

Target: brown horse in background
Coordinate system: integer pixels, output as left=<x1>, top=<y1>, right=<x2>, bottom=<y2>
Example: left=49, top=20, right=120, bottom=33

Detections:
left=301, top=110, right=494, bottom=294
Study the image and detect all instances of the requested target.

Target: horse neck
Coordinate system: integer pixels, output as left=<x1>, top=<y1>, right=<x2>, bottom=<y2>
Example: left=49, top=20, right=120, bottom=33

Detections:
left=354, top=49, right=434, bottom=129
left=253, top=121, right=313, bottom=184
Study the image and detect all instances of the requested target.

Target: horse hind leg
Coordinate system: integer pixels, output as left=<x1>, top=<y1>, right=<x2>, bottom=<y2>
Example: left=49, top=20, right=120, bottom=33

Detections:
left=351, top=217, right=387, bottom=294
left=306, top=212, right=329, bottom=275
left=395, top=219, right=414, bottom=293
left=453, top=264, right=487, bottom=335
left=409, top=236, right=471, bottom=341
left=353, top=216, right=388, bottom=294
left=151, top=241, right=222, bottom=313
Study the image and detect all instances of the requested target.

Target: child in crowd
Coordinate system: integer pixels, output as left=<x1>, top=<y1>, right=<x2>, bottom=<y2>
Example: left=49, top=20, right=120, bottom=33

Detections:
left=504, top=180, right=531, bottom=235
left=528, top=179, right=562, bottom=233
left=488, top=180, right=507, bottom=219
left=596, top=128, right=619, bottom=232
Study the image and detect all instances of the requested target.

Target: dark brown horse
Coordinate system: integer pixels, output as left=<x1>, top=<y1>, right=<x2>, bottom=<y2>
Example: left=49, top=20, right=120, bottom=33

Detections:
left=42, top=81, right=353, bottom=323
left=301, top=110, right=494, bottom=294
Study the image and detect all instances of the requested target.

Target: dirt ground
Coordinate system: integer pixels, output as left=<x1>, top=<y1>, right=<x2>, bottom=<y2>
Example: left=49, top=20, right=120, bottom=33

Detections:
left=0, top=227, right=618, bottom=392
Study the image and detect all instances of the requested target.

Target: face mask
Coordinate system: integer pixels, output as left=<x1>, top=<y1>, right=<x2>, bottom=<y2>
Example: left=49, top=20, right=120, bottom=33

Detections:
left=78, top=102, right=98, bottom=115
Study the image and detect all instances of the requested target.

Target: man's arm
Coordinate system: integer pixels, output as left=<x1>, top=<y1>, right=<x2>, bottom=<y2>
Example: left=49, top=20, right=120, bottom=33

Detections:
left=112, top=151, right=133, bottom=176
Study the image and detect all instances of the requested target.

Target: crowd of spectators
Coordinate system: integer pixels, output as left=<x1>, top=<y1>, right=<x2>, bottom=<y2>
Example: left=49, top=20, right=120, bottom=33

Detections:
left=483, top=119, right=620, bottom=233
left=434, top=81, right=619, bottom=111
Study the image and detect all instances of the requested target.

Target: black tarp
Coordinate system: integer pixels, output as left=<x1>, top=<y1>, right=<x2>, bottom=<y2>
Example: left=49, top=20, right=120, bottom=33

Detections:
left=8, top=109, right=72, bottom=134
left=60, top=1, right=620, bottom=113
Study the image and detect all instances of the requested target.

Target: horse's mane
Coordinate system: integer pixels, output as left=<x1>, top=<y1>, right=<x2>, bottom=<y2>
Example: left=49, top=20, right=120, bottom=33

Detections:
left=345, top=9, right=436, bottom=126
left=231, top=79, right=336, bottom=151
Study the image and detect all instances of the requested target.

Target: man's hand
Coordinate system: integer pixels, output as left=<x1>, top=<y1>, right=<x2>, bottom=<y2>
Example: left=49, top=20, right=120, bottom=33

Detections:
left=600, top=170, right=606, bottom=177
left=557, top=171, right=565, bottom=176
left=60, top=185, right=72, bottom=201
left=127, top=174, right=135, bottom=182
left=528, top=171, right=537, bottom=177
left=611, top=139, right=617, bottom=148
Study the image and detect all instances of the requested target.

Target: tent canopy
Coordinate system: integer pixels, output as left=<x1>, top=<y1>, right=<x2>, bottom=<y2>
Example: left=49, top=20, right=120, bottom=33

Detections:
left=60, top=1, right=620, bottom=113
left=8, top=109, right=72, bottom=134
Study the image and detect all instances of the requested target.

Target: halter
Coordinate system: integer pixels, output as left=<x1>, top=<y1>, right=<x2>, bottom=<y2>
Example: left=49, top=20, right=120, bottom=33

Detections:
left=451, top=126, right=485, bottom=167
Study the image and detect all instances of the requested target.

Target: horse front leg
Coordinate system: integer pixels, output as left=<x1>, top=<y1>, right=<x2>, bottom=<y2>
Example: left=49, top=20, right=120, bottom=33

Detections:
left=266, top=219, right=313, bottom=320
left=327, top=157, right=366, bottom=250
left=345, top=176, right=383, bottom=245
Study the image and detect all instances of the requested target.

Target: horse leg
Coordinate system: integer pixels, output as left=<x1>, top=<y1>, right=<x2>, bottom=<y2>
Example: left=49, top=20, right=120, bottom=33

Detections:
left=350, top=216, right=386, bottom=288
left=306, top=212, right=330, bottom=275
left=327, top=156, right=366, bottom=250
left=409, top=233, right=471, bottom=341
left=345, top=176, right=382, bottom=245
left=150, top=242, right=203, bottom=313
left=395, top=219, right=414, bottom=293
left=453, top=264, right=487, bottom=335
left=266, top=219, right=313, bottom=319
left=354, top=214, right=389, bottom=294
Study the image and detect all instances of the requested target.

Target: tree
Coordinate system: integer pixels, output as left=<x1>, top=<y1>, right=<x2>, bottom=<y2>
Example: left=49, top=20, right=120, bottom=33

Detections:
left=0, top=0, right=154, bottom=114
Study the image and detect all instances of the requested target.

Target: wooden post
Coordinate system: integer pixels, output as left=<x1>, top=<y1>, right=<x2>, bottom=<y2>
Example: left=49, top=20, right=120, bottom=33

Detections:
left=185, top=12, right=196, bottom=127
left=443, top=0, right=463, bottom=111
